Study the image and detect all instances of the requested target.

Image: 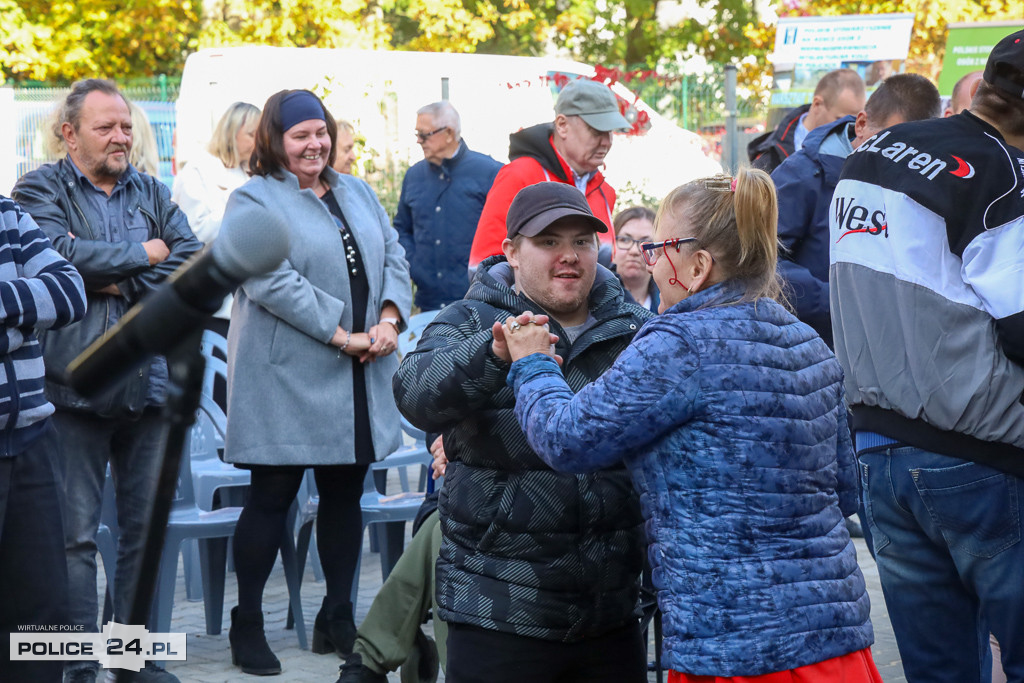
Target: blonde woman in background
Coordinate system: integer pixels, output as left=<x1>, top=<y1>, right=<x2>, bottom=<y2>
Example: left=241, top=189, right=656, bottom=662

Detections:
left=127, top=100, right=160, bottom=177
left=172, top=102, right=261, bottom=245
left=171, top=102, right=260, bottom=332
left=172, top=102, right=260, bottom=408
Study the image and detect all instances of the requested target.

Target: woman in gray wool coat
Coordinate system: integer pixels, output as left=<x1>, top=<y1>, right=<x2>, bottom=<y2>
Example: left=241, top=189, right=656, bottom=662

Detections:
left=219, top=89, right=411, bottom=676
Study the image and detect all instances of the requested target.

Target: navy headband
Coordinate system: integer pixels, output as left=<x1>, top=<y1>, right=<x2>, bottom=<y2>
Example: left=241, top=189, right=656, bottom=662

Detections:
left=280, top=91, right=326, bottom=132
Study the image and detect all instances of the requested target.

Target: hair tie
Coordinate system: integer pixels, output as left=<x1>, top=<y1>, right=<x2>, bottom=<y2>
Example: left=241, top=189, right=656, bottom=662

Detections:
left=702, top=175, right=734, bottom=193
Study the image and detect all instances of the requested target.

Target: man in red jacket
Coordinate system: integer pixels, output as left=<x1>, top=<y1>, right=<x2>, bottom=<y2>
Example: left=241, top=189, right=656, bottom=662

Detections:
left=469, top=78, right=629, bottom=270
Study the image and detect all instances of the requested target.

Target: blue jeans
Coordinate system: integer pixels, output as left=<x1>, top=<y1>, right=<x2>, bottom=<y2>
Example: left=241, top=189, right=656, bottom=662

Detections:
left=0, top=425, right=67, bottom=683
left=857, top=437, right=1024, bottom=682
left=50, top=409, right=167, bottom=673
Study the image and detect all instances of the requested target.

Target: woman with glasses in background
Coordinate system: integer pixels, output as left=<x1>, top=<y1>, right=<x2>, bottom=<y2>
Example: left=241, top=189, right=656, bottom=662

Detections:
left=611, top=206, right=659, bottom=312
left=499, top=168, right=881, bottom=683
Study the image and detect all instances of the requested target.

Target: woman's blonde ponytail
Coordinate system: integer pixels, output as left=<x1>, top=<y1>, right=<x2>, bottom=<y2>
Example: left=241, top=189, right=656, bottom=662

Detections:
left=656, top=168, right=783, bottom=304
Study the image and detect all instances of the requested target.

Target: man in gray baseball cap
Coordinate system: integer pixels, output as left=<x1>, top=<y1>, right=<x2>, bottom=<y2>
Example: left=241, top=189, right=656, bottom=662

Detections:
left=470, top=78, right=630, bottom=271
left=554, top=78, right=632, bottom=137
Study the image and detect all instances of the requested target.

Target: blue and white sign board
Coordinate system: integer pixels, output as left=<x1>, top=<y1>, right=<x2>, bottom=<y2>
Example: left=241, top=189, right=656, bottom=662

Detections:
left=767, top=14, right=916, bottom=108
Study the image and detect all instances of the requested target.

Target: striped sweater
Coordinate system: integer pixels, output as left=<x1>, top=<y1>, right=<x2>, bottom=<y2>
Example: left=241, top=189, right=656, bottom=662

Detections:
left=0, top=196, right=86, bottom=457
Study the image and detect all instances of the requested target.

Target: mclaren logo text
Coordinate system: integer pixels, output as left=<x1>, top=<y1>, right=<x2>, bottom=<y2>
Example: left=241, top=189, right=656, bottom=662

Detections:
left=853, top=131, right=948, bottom=180
left=833, top=197, right=887, bottom=242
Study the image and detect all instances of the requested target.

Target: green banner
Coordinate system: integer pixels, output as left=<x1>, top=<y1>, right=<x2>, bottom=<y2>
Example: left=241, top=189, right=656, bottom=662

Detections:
left=938, top=22, right=1024, bottom=96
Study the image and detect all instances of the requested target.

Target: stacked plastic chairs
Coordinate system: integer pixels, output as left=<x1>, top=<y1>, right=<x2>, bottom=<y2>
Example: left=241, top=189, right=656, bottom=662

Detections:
left=98, top=330, right=311, bottom=658
left=148, top=401, right=243, bottom=639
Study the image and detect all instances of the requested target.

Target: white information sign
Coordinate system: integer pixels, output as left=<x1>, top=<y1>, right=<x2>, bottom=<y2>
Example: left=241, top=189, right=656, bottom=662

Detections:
left=770, top=14, right=916, bottom=69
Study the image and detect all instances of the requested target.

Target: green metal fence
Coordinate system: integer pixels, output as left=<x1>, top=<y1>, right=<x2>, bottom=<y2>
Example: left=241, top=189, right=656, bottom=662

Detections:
left=607, top=63, right=766, bottom=169
left=610, top=64, right=765, bottom=131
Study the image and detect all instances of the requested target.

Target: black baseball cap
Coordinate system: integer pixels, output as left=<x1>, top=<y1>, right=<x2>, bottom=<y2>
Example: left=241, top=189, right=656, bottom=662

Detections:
left=983, top=29, right=1024, bottom=100
left=506, top=182, right=608, bottom=239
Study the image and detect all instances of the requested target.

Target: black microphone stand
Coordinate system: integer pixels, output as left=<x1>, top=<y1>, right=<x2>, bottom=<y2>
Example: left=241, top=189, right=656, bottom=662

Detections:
left=113, top=328, right=205, bottom=683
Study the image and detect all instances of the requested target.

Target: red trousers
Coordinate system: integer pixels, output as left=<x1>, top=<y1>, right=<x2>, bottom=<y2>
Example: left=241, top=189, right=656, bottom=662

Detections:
left=669, top=648, right=883, bottom=683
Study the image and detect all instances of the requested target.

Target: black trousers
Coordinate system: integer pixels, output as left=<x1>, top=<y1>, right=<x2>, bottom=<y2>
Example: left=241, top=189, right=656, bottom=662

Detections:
left=445, top=620, right=647, bottom=683
left=0, top=428, right=68, bottom=683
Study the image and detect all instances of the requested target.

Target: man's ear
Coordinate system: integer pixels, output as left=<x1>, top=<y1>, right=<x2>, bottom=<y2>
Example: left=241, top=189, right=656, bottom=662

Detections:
left=553, top=114, right=570, bottom=140
left=853, top=111, right=869, bottom=139
left=502, top=237, right=518, bottom=268
left=969, top=78, right=982, bottom=100
left=62, top=121, right=77, bottom=151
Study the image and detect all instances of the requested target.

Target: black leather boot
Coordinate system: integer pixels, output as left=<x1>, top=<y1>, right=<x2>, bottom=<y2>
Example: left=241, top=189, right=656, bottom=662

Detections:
left=400, top=628, right=439, bottom=683
left=336, top=653, right=388, bottom=683
left=229, top=607, right=282, bottom=675
left=312, top=597, right=357, bottom=656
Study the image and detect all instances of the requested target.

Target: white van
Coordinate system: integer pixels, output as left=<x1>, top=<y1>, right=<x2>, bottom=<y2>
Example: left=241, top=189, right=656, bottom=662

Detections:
left=175, top=47, right=720, bottom=203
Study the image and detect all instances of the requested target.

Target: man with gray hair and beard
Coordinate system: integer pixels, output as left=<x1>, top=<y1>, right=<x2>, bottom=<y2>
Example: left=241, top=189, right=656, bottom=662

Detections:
left=13, top=78, right=200, bottom=683
left=394, top=101, right=501, bottom=311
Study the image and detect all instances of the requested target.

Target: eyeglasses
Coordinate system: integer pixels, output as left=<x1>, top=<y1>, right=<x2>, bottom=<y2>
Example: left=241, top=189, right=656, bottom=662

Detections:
left=415, top=127, right=447, bottom=142
left=615, top=235, right=652, bottom=251
left=640, top=238, right=699, bottom=266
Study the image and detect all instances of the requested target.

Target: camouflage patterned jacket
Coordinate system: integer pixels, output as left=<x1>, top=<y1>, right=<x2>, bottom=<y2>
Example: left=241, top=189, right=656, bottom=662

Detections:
left=394, top=255, right=651, bottom=641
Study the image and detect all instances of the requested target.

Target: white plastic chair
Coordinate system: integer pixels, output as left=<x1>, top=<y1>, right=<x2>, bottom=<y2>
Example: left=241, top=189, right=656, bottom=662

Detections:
left=351, top=465, right=426, bottom=610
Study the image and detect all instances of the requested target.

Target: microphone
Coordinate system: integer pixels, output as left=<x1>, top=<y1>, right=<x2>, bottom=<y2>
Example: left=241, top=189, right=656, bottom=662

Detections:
left=66, top=205, right=290, bottom=398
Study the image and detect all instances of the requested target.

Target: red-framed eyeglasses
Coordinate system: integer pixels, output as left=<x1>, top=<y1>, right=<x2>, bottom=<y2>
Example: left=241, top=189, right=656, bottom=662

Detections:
left=639, top=238, right=699, bottom=266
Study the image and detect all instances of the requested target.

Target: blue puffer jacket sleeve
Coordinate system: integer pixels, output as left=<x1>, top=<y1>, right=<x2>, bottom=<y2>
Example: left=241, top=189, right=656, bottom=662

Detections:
left=508, top=318, right=698, bottom=473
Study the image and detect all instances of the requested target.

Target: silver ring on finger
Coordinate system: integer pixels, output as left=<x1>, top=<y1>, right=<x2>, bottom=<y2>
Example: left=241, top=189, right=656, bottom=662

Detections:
left=508, top=320, right=522, bottom=332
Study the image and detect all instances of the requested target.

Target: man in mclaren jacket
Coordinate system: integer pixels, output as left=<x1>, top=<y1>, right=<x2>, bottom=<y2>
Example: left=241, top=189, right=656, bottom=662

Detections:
left=395, top=183, right=651, bottom=682
left=468, top=78, right=628, bottom=270
left=829, top=30, right=1024, bottom=681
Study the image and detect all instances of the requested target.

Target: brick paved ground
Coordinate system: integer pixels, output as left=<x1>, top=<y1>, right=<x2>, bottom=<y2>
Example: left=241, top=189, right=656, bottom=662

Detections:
left=131, top=533, right=904, bottom=683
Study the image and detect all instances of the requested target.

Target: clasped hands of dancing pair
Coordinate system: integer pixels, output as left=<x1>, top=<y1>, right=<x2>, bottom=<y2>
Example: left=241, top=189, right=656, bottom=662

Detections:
left=490, top=312, right=564, bottom=366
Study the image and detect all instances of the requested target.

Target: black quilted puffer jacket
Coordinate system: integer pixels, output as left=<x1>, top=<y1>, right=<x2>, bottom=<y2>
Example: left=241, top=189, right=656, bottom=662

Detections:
left=394, top=255, right=651, bottom=642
